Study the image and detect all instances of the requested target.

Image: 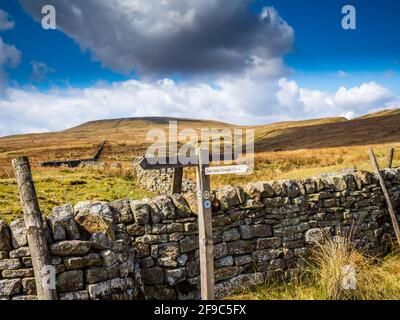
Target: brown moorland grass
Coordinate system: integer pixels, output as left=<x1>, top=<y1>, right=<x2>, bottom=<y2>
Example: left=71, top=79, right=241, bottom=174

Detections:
left=0, top=110, right=399, bottom=222
left=228, top=237, right=400, bottom=300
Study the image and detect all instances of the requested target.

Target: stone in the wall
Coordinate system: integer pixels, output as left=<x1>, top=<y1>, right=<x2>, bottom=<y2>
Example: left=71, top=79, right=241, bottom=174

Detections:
left=88, top=278, right=133, bottom=300
left=271, top=181, right=283, bottom=196
left=119, top=257, right=134, bottom=278
left=0, top=279, right=22, bottom=296
left=50, top=240, right=92, bottom=256
left=9, top=246, right=30, bottom=258
left=0, top=258, right=22, bottom=270
left=144, top=285, right=176, bottom=300
left=2, top=269, right=34, bottom=278
left=0, top=220, right=12, bottom=251
left=157, top=242, right=180, bottom=267
left=179, top=235, right=198, bottom=253
left=140, top=257, right=154, bottom=269
left=185, top=261, right=200, bottom=278
left=101, top=250, right=118, bottom=267
left=222, top=228, right=240, bottom=242
left=252, top=249, right=283, bottom=264
left=283, top=181, right=301, bottom=198
left=106, top=264, right=121, bottom=279
left=213, top=242, right=228, bottom=259
left=10, top=219, right=27, bottom=249
left=257, top=237, right=281, bottom=249
left=215, top=256, right=234, bottom=268
left=303, top=179, right=317, bottom=194
left=111, top=199, right=134, bottom=224
left=75, top=212, right=115, bottom=241
left=11, top=295, right=37, bottom=300
left=170, top=194, right=192, bottom=218
left=127, top=224, right=145, bottom=237
left=245, top=182, right=274, bottom=199
left=213, top=214, right=233, bottom=227
left=47, top=217, right=67, bottom=242
left=132, top=243, right=150, bottom=258
left=59, top=290, right=89, bottom=300
left=51, top=204, right=81, bottom=240
left=130, top=200, right=150, bottom=225
left=113, top=239, right=128, bottom=253
left=215, top=187, right=244, bottom=210
left=183, top=222, right=197, bottom=233
left=239, top=225, right=272, bottom=240
left=226, top=240, right=256, bottom=255
left=165, top=268, right=186, bottom=286
left=150, top=196, right=176, bottom=221
left=63, top=253, right=102, bottom=270
left=234, top=255, right=252, bottom=266
left=184, top=193, right=199, bottom=214
left=90, top=232, right=113, bottom=250
left=22, top=257, right=32, bottom=267
left=141, top=266, right=163, bottom=285
left=75, top=201, right=114, bottom=221
left=215, top=273, right=264, bottom=299
left=85, top=267, right=109, bottom=284
left=56, top=270, right=84, bottom=293
left=305, top=228, right=326, bottom=245
left=22, top=278, right=36, bottom=295
left=215, top=266, right=241, bottom=282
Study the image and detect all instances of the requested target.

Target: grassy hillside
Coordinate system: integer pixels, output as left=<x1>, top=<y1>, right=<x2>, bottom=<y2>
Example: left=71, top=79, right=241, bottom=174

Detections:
left=0, top=109, right=399, bottom=222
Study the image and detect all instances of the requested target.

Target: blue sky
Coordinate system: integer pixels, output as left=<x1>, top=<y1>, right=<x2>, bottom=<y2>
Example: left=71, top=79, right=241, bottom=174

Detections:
left=2, top=0, right=399, bottom=90
left=0, top=0, right=399, bottom=135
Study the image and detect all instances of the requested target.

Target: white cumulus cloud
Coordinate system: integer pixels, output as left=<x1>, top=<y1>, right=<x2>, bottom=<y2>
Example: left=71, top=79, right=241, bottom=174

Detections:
left=0, top=77, right=399, bottom=137
left=0, top=9, right=15, bottom=31
left=0, top=37, right=21, bottom=85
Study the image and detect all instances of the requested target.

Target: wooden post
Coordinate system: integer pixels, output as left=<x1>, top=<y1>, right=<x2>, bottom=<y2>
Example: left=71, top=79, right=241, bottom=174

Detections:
left=171, top=167, right=183, bottom=194
left=388, top=148, right=395, bottom=169
left=368, top=149, right=400, bottom=246
left=196, top=148, right=215, bottom=300
left=12, top=157, right=57, bottom=300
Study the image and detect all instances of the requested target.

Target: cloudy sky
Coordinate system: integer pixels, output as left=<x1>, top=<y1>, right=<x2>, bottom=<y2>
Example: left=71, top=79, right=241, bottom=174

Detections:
left=0, top=0, right=399, bottom=136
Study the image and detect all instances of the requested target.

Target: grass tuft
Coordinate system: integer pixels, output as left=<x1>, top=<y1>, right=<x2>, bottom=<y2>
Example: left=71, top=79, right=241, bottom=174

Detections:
left=229, top=236, right=400, bottom=300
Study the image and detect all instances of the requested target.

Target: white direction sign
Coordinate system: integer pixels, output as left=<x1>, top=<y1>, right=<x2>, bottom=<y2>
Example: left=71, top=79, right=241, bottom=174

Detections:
left=205, top=165, right=248, bottom=176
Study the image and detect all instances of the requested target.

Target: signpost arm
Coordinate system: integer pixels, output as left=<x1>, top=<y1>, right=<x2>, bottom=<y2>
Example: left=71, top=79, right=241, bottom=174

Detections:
left=196, top=148, right=215, bottom=300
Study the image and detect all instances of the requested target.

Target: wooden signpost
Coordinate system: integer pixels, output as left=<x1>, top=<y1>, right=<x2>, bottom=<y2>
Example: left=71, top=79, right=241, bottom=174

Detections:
left=140, top=150, right=248, bottom=300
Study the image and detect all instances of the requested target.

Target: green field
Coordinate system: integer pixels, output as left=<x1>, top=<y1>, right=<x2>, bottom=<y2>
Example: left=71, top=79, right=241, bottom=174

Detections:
left=0, top=168, right=153, bottom=223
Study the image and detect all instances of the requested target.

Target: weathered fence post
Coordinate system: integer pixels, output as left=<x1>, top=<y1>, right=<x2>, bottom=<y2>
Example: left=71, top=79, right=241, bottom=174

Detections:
left=368, top=149, right=400, bottom=246
left=12, top=157, right=57, bottom=300
left=196, top=148, right=215, bottom=300
left=388, top=148, right=395, bottom=169
left=171, top=167, right=183, bottom=194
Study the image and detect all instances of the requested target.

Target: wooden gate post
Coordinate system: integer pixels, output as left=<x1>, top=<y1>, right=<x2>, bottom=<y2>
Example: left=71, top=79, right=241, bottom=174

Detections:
left=368, top=149, right=400, bottom=246
left=171, top=167, right=183, bottom=194
left=12, top=157, right=57, bottom=300
left=196, top=148, right=215, bottom=300
left=388, top=148, right=395, bottom=169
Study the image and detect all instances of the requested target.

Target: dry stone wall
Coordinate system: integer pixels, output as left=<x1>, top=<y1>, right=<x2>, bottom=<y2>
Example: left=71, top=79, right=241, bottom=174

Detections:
left=0, top=203, right=142, bottom=300
left=133, top=157, right=196, bottom=194
left=1, top=168, right=400, bottom=300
